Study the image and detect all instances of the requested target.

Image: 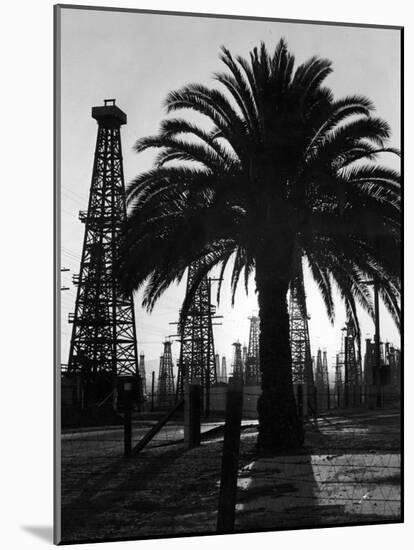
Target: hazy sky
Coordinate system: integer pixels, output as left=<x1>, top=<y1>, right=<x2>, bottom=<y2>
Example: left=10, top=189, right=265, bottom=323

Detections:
left=59, top=7, right=401, bottom=378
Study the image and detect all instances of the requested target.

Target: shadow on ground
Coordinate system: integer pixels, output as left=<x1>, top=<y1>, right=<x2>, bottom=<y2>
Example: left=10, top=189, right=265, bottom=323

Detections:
left=235, top=407, right=401, bottom=531
left=59, top=407, right=401, bottom=543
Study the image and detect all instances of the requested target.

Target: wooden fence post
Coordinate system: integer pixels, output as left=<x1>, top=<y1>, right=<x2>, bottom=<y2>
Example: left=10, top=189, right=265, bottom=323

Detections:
left=216, top=377, right=243, bottom=533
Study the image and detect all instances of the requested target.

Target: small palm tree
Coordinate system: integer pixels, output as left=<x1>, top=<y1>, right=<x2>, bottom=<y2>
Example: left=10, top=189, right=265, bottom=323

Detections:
left=118, top=40, right=400, bottom=450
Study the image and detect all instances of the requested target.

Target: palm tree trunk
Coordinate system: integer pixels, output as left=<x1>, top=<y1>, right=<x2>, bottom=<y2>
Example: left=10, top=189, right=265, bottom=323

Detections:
left=255, top=253, right=304, bottom=451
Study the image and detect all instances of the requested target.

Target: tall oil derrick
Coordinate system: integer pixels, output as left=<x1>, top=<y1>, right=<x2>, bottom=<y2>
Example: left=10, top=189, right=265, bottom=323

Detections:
left=242, top=345, right=248, bottom=371
left=387, top=345, right=401, bottom=388
left=232, top=342, right=244, bottom=379
left=221, top=356, right=228, bottom=383
left=363, top=338, right=374, bottom=385
left=314, top=349, right=329, bottom=410
left=215, top=353, right=221, bottom=381
left=343, top=322, right=362, bottom=407
left=176, top=261, right=218, bottom=412
left=393, top=347, right=401, bottom=390
left=157, top=341, right=175, bottom=409
left=138, top=352, right=147, bottom=399
left=322, top=350, right=331, bottom=409
left=334, top=353, right=344, bottom=407
left=289, top=286, right=315, bottom=411
left=384, top=343, right=391, bottom=385
left=363, top=338, right=375, bottom=405
left=245, top=316, right=261, bottom=385
left=67, top=100, right=138, bottom=408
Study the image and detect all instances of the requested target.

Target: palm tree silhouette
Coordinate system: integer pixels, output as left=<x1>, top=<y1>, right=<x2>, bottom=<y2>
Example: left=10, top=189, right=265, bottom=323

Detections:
left=118, top=40, right=400, bottom=450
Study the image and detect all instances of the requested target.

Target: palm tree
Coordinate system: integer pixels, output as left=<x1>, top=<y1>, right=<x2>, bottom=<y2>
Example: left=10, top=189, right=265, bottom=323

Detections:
left=117, top=40, right=400, bottom=450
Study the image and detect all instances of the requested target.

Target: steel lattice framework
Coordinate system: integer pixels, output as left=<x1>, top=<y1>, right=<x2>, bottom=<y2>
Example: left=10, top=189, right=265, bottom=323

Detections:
left=232, top=342, right=244, bottom=379
left=363, top=338, right=375, bottom=386
left=176, top=261, right=217, bottom=399
left=242, top=345, right=248, bottom=369
left=245, top=316, right=261, bottom=385
left=343, top=322, right=362, bottom=406
left=157, top=342, right=175, bottom=409
left=139, top=353, right=147, bottom=398
left=344, top=323, right=362, bottom=386
left=221, top=356, right=227, bottom=383
left=67, top=100, right=138, bottom=405
left=334, top=353, right=344, bottom=406
left=314, top=349, right=329, bottom=409
left=289, top=287, right=314, bottom=388
left=387, top=345, right=401, bottom=387
left=215, top=354, right=221, bottom=380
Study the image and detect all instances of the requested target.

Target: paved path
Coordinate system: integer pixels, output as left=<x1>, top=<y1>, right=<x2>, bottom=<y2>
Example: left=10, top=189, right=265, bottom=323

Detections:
left=236, top=452, right=400, bottom=529
left=235, top=408, right=401, bottom=529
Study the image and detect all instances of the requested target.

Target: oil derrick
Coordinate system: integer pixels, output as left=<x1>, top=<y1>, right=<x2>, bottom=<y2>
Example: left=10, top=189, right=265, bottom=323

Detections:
left=314, top=349, right=329, bottom=410
left=215, top=354, right=221, bottom=381
left=363, top=338, right=375, bottom=386
left=384, top=343, right=391, bottom=385
left=176, top=261, right=218, bottom=412
left=157, top=341, right=175, bottom=409
left=343, top=322, right=362, bottom=407
left=242, top=345, right=248, bottom=370
left=387, top=345, right=401, bottom=389
left=67, top=100, right=138, bottom=408
left=289, top=285, right=315, bottom=412
left=382, top=342, right=395, bottom=387
left=245, top=316, right=261, bottom=385
left=393, top=348, right=401, bottom=390
left=221, top=357, right=227, bottom=383
left=334, top=354, right=344, bottom=407
left=138, top=352, right=147, bottom=400
left=232, top=342, right=244, bottom=379
left=323, top=350, right=331, bottom=409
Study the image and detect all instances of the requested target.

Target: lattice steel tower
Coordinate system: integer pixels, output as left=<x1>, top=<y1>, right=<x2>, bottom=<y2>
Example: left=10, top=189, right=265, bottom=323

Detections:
left=67, top=100, right=138, bottom=406
left=242, top=345, right=248, bottom=368
left=139, top=352, right=147, bottom=398
left=289, top=282, right=315, bottom=416
left=334, top=353, right=344, bottom=407
left=215, top=354, right=221, bottom=380
left=232, top=342, right=244, bottom=379
left=315, top=349, right=329, bottom=410
left=363, top=338, right=375, bottom=387
left=343, top=322, right=362, bottom=406
left=176, top=261, right=218, bottom=400
left=323, top=350, right=331, bottom=408
left=289, top=287, right=313, bottom=386
left=221, top=356, right=227, bottom=383
left=245, top=316, right=261, bottom=385
left=157, top=341, right=175, bottom=409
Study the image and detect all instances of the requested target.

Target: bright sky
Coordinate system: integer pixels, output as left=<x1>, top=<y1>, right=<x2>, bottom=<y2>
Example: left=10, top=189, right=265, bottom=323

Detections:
left=59, top=7, right=401, bottom=379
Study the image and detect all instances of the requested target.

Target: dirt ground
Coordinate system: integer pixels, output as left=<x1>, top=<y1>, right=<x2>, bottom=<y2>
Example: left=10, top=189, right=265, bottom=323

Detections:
left=60, top=406, right=401, bottom=543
